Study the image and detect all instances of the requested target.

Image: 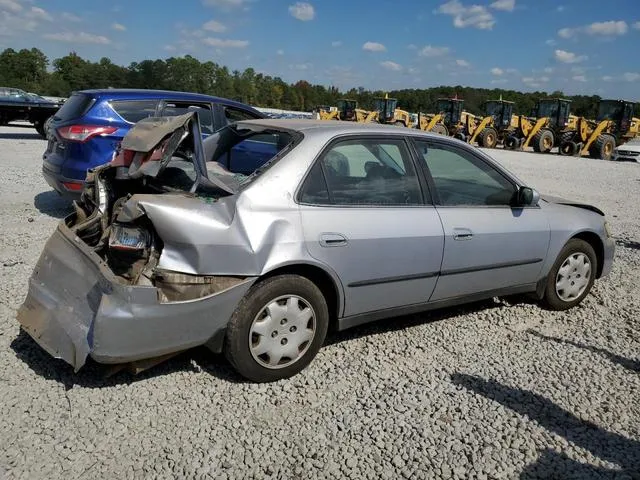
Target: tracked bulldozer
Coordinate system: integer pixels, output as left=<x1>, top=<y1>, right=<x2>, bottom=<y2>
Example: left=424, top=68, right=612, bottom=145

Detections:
left=559, top=99, right=640, bottom=160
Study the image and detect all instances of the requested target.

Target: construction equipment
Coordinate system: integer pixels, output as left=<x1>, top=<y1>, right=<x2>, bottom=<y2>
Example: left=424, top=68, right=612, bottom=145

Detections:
left=318, top=99, right=378, bottom=123
left=423, top=97, right=478, bottom=138
left=521, top=98, right=578, bottom=153
left=559, top=99, right=640, bottom=160
left=373, top=94, right=412, bottom=127
left=467, top=99, right=514, bottom=148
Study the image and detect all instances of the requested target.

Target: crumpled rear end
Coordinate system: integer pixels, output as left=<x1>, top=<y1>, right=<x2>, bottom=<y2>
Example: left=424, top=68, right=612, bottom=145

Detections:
left=17, top=224, right=110, bottom=371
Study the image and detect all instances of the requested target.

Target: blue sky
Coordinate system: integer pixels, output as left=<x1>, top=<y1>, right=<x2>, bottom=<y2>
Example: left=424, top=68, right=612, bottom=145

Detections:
left=1, top=0, right=639, bottom=100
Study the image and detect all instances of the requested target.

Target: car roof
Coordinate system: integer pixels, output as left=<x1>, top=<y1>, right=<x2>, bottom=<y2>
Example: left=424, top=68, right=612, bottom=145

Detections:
left=235, top=118, right=446, bottom=139
left=75, top=88, right=261, bottom=112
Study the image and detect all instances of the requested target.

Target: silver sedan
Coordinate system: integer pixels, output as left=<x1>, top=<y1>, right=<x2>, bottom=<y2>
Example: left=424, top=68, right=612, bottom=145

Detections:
left=18, top=113, right=615, bottom=382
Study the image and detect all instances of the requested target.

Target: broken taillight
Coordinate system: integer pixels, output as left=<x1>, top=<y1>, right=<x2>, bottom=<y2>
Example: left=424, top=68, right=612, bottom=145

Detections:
left=58, top=125, right=118, bottom=143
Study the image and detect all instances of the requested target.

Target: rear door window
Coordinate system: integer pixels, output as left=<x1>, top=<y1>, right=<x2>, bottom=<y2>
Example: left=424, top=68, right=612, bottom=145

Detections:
left=160, top=101, right=214, bottom=134
left=223, top=106, right=262, bottom=124
left=111, top=100, right=159, bottom=123
left=53, top=94, right=95, bottom=121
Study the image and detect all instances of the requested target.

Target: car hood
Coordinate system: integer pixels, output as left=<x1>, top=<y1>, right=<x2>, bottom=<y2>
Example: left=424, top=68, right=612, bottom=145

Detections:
left=540, top=194, right=604, bottom=216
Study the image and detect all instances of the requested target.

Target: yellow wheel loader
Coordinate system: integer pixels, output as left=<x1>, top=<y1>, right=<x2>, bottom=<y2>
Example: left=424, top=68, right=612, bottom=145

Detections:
left=319, top=99, right=378, bottom=123
left=559, top=99, right=640, bottom=160
left=427, top=98, right=479, bottom=139
left=373, top=94, right=412, bottom=127
left=467, top=99, right=515, bottom=148
left=520, top=98, right=578, bottom=153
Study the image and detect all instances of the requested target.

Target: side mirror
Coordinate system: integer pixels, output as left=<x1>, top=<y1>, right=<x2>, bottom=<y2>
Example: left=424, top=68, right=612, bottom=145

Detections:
left=517, top=186, right=539, bottom=207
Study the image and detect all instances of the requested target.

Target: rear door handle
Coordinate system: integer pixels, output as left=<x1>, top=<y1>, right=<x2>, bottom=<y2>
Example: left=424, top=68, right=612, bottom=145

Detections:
left=453, top=228, right=473, bottom=240
left=319, top=233, right=348, bottom=247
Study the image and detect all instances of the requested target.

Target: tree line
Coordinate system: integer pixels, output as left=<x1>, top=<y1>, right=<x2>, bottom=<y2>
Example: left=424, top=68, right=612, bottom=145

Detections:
left=0, top=47, right=607, bottom=118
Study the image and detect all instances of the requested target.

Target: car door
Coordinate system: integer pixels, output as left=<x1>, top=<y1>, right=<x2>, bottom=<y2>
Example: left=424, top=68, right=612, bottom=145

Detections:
left=298, top=135, right=445, bottom=319
left=412, top=139, right=550, bottom=301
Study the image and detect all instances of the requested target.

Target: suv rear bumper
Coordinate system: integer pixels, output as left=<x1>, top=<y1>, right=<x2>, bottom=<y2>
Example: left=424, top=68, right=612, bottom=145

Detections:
left=42, top=162, right=83, bottom=199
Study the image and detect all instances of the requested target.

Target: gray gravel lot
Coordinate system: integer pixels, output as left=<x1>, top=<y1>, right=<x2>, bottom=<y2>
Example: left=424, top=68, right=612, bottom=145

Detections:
left=0, top=124, right=639, bottom=479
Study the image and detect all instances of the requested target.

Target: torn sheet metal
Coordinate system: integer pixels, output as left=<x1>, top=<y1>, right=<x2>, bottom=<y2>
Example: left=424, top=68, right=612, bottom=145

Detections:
left=17, top=223, right=257, bottom=370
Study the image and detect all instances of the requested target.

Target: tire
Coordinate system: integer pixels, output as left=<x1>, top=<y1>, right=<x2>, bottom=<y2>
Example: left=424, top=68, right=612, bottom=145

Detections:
left=593, top=134, right=616, bottom=160
left=454, top=132, right=466, bottom=141
left=224, top=274, right=329, bottom=382
left=34, top=123, right=46, bottom=138
left=559, top=141, right=578, bottom=156
left=504, top=135, right=519, bottom=150
left=393, top=121, right=406, bottom=128
left=532, top=129, right=554, bottom=153
left=478, top=127, right=498, bottom=148
left=430, top=123, right=448, bottom=136
left=541, top=239, right=597, bottom=311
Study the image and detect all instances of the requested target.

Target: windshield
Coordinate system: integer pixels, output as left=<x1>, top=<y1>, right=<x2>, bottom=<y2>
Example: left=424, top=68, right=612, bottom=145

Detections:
left=597, top=101, right=624, bottom=122
left=203, top=123, right=298, bottom=188
left=536, top=101, right=559, bottom=118
left=484, top=102, right=503, bottom=116
left=436, top=100, right=451, bottom=113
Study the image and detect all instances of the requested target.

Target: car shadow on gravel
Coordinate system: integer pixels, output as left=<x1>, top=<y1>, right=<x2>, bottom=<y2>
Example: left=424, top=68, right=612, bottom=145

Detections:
left=34, top=191, right=73, bottom=219
left=526, top=330, right=640, bottom=373
left=451, top=373, right=640, bottom=479
left=10, top=329, right=242, bottom=388
left=327, top=298, right=506, bottom=346
left=0, top=132, right=42, bottom=140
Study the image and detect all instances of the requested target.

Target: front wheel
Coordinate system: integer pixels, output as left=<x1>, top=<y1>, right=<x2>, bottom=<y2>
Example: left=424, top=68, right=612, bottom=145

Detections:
left=224, top=275, right=329, bottom=382
left=541, top=239, right=597, bottom=311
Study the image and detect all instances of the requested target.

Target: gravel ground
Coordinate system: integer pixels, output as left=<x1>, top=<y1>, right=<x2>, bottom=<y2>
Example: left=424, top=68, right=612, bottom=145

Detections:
left=0, top=124, right=639, bottom=480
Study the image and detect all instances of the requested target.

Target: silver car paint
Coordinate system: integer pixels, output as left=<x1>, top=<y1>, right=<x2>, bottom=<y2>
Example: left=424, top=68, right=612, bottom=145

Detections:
left=17, top=119, right=615, bottom=370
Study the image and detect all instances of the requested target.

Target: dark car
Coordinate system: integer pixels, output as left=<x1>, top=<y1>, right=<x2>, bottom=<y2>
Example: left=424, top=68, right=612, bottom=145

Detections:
left=42, top=89, right=267, bottom=197
left=0, top=87, right=64, bottom=136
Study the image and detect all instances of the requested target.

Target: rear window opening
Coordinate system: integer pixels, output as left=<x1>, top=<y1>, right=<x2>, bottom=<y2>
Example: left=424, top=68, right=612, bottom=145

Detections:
left=53, top=93, right=95, bottom=122
left=111, top=100, right=159, bottom=123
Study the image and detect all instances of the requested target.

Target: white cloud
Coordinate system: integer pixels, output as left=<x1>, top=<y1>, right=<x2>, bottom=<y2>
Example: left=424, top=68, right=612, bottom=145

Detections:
left=407, top=44, right=417, bottom=50
left=456, top=59, right=470, bottom=67
left=491, top=67, right=504, bottom=75
left=559, top=20, right=628, bottom=38
left=276, top=49, right=284, bottom=55
left=419, top=44, right=450, bottom=57
left=556, top=5, right=565, bottom=12
left=490, top=0, right=515, bottom=12
left=435, top=0, right=495, bottom=30
left=331, top=40, right=342, bottom=47
left=28, top=7, right=52, bottom=22
left=545, top=38, right=556, bottom=46
left=288, top=2, right=315, bottom=21
left=43, top=31, right=111, bottom=44
left=602, top=75, right=614, bottom=82
left=202, top=0, right=247, bottom=8
left=0, top=0, right=22, bottom=13
left=362, top=41, right=386, bottom=52
left=623, top=72, right=640, bottom=82
left=380, top=60, right=402, bottom=71
left=505, top=68, right=519, bottom=74
left=491, top=78, right=507, bottom=84
left=61, top=12, right=82, bottom=22
left=554, top=49, right=587, bottom=63
left=634, top=21, right=640, bottom=30
left=203, top=19, right=226, bottom=32
left=201, top=36, right=249, bottom=48
left=572, top=75, right=587, bottom=82
left=164, top=45, right=177, bottom=52
left=112, top=23, right=126, bottom=31
left=289, top=62, right=312, bottom=70
left=543, top=67, right=554, bottom=73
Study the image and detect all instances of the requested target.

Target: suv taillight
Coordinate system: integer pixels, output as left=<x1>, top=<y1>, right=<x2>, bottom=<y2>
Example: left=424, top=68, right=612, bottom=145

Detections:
left=57, top=125, right=118, bottom=143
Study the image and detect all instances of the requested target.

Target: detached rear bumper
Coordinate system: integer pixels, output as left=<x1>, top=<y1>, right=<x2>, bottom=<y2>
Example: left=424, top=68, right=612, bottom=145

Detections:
left=17, top=221, right=256, bottom=371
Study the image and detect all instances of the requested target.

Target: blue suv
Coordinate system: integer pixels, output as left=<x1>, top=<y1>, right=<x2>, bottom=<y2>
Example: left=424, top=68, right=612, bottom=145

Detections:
left=42, top=89, right=267, bottom=197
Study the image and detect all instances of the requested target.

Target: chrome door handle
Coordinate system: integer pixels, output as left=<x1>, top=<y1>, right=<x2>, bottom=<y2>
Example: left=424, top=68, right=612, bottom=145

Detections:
left=319, top=233, right=348, bottom=247
left=453, top=228, right=473, bottom=240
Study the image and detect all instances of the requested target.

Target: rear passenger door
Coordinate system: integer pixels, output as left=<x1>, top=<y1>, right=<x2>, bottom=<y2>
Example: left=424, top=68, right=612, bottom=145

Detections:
left=159, top=100, right=215, bottom=135
left=298, top=135, right=445, bottom=319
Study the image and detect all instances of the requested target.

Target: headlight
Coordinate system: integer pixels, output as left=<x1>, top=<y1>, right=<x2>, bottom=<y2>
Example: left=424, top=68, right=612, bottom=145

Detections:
left=604, top=221, right=612, bottom=238
left=109, top=224, right=150, bottom=252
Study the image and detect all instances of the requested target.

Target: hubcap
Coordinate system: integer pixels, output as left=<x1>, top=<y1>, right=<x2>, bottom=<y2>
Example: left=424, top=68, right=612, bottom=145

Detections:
left=555, top=253, right=591, bottom=302
left=249, top=295, right=316, bottom=369
left=543, top=137, right=552, bottom=149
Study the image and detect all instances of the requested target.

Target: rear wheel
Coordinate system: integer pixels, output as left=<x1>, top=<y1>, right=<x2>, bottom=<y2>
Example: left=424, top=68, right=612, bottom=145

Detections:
left=224, top=275, right=329, bottom=382
left=430, top=123, right=448, bottom=136
left=504, top=135, right=519, bottom=150
left=393, top=120, right=406, bottom=128
left=532, top=129, right=554, bottom=153
left=542, top=239, right=597, bottom=311
left=478, top=127, right=498, bottom=148
left=592, top=134, right=616, bottom=160
left=559, top=141, right=578, bottom=156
